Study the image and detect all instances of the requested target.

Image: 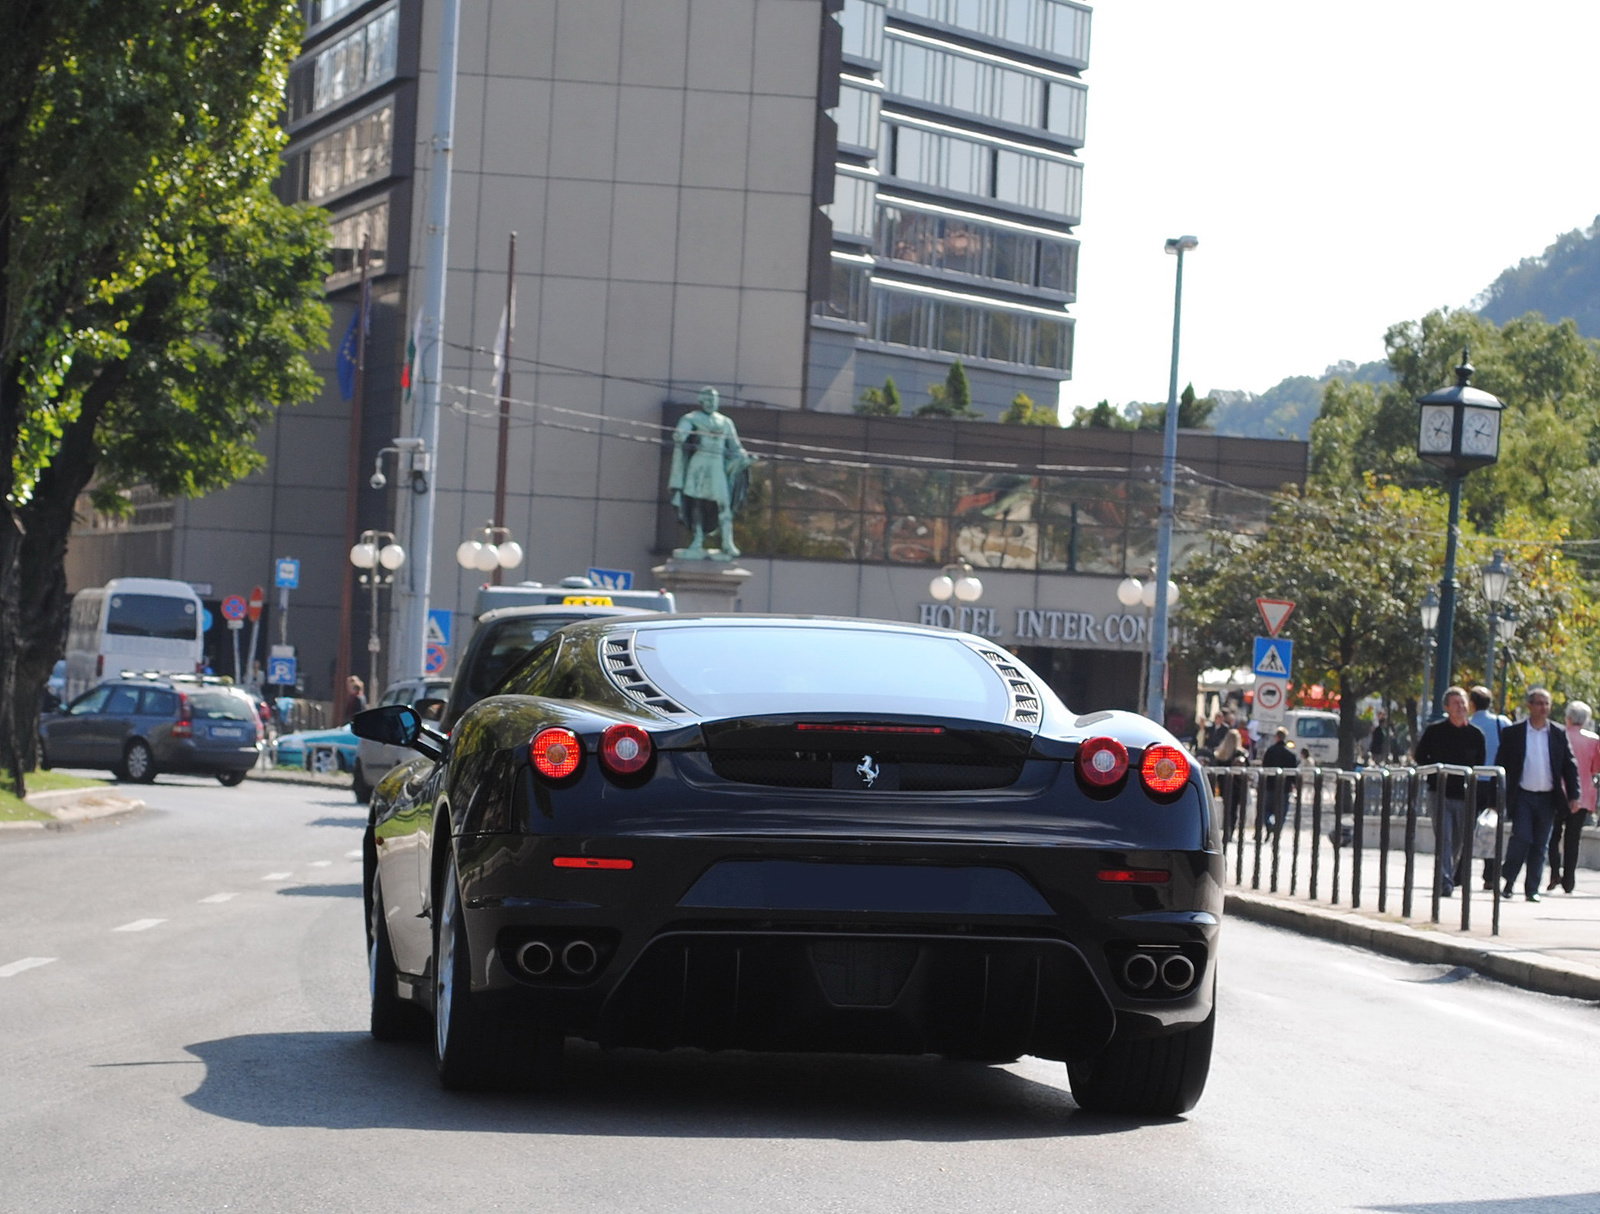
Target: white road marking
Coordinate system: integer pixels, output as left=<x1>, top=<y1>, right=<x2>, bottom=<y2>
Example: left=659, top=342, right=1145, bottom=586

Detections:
left=199, top=893, right=238, bottom=904
left=112, top=919, right=166, bottom=933
left=1330, top=960, right=1545, bottom=1043
left=345, top=850, right=363, bottom=860
left=309, top=860, right=332, bottom=868
left=261, top=871, right=293, bottom=881
left=0, top=957, right=56, bottom=978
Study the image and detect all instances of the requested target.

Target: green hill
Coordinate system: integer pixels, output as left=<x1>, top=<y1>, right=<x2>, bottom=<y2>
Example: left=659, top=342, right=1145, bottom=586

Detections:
left=1208, top=360, right=1390, bottom=440
left=1477, top=215, right=1600, bottom=336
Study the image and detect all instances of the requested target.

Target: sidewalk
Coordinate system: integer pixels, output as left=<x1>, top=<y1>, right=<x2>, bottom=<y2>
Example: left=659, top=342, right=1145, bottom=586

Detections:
left=0, top=785, right=146, bottom=832
left=1224, top=815, right=1600, bottom=1002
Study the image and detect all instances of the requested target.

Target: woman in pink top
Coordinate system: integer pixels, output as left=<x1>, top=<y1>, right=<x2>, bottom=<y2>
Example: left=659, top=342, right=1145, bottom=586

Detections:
left=1552, top=700, right=1600, bottom=892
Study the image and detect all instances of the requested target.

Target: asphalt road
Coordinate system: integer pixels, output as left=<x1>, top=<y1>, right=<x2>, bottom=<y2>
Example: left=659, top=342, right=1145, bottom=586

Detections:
left=3, top=776, right=1597, bottom=1214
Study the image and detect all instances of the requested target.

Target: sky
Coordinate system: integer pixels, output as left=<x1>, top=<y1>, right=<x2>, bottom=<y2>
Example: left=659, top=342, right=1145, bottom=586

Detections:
left=1063, top=0, right=1600, bottom=413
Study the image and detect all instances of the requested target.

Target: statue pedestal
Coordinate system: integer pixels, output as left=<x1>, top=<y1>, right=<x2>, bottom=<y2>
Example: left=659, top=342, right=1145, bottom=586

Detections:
left=652, top=557, right=753, bottom=614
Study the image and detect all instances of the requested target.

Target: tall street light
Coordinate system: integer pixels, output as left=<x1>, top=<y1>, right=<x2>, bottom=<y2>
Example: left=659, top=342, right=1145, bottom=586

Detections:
left=1479, top=549, right=1510, bottom=693
left=350, top=530, right=405, bottom=705
left=1119, top=572, right=1178, bottom=711
left=1495, top=607, right=1518, bottom=714
left=1416, top=350, right=1504, bottom=720
left=1146, top=234, right=1198, bottom=723
left=1420, top=588, right=1440, bottom=730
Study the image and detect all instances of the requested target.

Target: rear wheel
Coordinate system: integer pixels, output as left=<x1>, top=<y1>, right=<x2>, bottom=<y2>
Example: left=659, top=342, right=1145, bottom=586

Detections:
left=1066, top=1006, right=1215, bottom=1117
left=433, top=854, right=562, bottom=1091
left=369, top=884, right=430, bottom=1042
left=217, top=771, right=246, bottom=787
left=120, top=740, right=156, bottom=784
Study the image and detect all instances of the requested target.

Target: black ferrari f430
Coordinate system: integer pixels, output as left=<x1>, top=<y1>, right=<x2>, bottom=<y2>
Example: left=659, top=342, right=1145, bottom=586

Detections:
left=355, top=615, right=1223, bottom=1115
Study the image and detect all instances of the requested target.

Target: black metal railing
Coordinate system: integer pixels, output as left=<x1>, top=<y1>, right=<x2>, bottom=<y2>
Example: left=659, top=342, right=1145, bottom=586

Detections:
left=1206, top=763, right=1508, bottom=936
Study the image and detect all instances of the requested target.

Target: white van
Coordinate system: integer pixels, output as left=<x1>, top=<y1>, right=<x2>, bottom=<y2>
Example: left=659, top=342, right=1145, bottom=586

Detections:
left=64, top=578, right=205, bottom=701
left=1285, top=709, right=1341, bottom=766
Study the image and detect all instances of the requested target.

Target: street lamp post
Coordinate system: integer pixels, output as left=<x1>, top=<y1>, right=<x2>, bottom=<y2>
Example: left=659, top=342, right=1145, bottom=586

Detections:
left=928, top=562, right=984, bottom=611
left=1147, top=234, right=1198, bottom=724
left=1119, top=573, right=1178, bottom=712
left=1479, top=549, right=1510, bottom=692
left=1495, top=607, right=1518, bottom=715
left=349, top=531, right=405, bottom=703
left=1416, top=351, right=1504, bottom=719
left=455, top=522, right=525, bottom=578
left=1420, top=588, right=1440, bottom=732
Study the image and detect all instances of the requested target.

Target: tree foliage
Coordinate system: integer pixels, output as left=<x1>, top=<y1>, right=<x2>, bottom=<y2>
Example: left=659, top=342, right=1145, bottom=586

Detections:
left=0, top=1, right=329, bottom=794
left=855, top=376, right=901, bottom=417
left=1478, top=216, right=1600, bottom=339
left=1069, top=384, right=1215, bottom=431
left=915, top=360, right=982, bottom=419
left=1000, top=391, right=1058, bottom=426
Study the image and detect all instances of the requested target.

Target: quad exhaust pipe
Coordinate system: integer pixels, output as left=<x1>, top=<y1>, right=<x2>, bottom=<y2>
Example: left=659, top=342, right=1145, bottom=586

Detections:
left=516, top=938, right=599, bottom=978
left=1121, top=950, right=1195, bottom=993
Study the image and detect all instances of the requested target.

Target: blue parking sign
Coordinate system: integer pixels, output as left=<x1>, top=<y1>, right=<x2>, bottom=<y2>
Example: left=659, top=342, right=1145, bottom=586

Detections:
left=267, top=655, right=298, bottom=686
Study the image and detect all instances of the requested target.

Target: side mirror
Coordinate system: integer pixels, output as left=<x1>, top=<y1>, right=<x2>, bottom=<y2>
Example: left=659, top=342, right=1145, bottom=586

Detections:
left=352, top=705, right=422, bottom=747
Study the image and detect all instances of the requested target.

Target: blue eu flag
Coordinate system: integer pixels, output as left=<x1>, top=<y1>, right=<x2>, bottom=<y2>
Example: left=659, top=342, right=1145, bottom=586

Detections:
left=335, top=310, right=359, bottom=400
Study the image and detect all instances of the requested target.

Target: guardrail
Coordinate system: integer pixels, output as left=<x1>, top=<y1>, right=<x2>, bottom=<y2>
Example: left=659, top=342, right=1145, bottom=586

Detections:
left=1206, top=763, right=1509, bottom=936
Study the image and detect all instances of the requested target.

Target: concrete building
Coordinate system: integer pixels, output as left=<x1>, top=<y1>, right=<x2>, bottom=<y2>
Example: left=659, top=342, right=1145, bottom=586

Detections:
left=64, top=0, right=1306, bottom=730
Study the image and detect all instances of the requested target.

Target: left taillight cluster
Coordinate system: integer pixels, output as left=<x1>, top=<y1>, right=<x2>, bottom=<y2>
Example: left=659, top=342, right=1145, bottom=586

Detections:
left=1075, top=736, right=1190, bottom=797
left=171, top=693, right=193, bottom=739
left=530, top=724, right=652, bottom=782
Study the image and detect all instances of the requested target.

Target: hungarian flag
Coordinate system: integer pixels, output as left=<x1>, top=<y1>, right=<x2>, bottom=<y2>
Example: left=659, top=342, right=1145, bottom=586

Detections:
left=401, top=310, right=423, bottom=407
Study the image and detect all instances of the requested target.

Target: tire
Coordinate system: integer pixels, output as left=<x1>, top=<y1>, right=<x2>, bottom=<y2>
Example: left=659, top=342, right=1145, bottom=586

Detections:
left=1066, top=1005, right=1215, bottom=1117
left=120, top=739, right=157, bottom=784
left=352, top=764, right=373, bottom=805
left=216, top=770, right=247, bottom=787
left=309, top=748, right=339, bottom=775
left=432, top=853, right=563, bottom=1092
left=369, top=883, right=430, bottom=1042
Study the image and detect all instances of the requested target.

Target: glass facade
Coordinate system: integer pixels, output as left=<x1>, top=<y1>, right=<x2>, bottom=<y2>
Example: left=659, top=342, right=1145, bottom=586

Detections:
left=885, top=35, right=1086, bottom=143
left=834, top=82, right=882, bottom=153
left=814, top=256, right=873, bottom=325
left=731, top=460, right=1251, bottom=571
left=868, top=283, right=1071, bottom=371
left=887, top=0, right=1092, bottom=63
left=291, top=102, right=394, bottom=203
left=327, top=199, right=388, bottom=282
left=290, top=5, right=398, bottom=122
left=826, top=170, right=877, bottom=238
left=877, top=204, right=1076, bottom=295
left=840, top=0, right=887, bottom=62
left=889, top=122, right=1081, bottom=220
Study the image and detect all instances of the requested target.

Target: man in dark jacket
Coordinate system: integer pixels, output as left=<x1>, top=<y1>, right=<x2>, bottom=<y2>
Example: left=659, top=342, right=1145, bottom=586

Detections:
left=1259, top=727, right=1297, bottom=834
left=1496, top=687, right=1581, bottom=902
left=1413, top=686, right=1486, bottom=898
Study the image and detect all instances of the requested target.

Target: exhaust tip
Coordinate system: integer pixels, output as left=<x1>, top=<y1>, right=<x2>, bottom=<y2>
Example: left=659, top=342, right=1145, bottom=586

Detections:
left=1122, top=952, right=1158, bottom=991
left=516, top=940, right=554, bottom=977
left=562, top=939, right=598, bottom=977
left=1160, top=953, right=1195, bottom=991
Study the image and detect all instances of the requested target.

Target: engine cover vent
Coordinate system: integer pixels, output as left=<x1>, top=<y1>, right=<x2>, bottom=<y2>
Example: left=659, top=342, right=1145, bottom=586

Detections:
left=600, top=632, right=687, bottom=715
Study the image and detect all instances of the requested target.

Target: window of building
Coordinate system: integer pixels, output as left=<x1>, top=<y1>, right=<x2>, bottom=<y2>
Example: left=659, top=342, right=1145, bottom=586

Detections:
left=327, top=200, right=389, bottom=282
left=886, top=37, right=1046, bottom=132
left=866, top=283, right=1072, bottom=372
left=813, top=256, right=872, bottom=325
left=826, top=170, right=877, bottom=238
left=887, top=122, right=1080, bottom=220
left=291, top=102, right=394, bottom=203
left=309, top=0, right=363, bottom=24
left=876, top=204, right=1076, bottom=294
left=887, top=0, right=1092, bottom=64
left=833, top=82, right=882, bottom=153
left=1044, top=80, right=1086, bottom=142
left=838, top=0, right=886, bottom=62
left=290, top=5, right=398, bottom=123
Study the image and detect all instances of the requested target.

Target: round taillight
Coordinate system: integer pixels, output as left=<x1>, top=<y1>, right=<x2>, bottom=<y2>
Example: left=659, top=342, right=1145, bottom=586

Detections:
left=1141, top=744, right=1191, bottom=795
left=1077, top=736, right=1129, bottom=787
left=600, top=723, right=652, bottom=776
left=530, top=727, right=581, bottom=779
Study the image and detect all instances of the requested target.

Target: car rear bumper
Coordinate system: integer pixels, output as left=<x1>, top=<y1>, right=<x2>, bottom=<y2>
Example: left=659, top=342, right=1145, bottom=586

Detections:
left=446, top=832, right=1223, bottom=1057
left=157, top=740, right=260, bottom=774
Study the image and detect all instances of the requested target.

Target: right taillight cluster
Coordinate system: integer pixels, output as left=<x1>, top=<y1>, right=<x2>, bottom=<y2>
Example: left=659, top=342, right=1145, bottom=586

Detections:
left=1075, top=736, right=1190, bottom=796
left=530, top=724, right=653, bottom=782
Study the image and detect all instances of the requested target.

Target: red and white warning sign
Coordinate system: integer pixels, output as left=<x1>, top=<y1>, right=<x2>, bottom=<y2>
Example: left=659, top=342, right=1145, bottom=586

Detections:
left=1257, top=597, right=1295, bottom=637
left=1254, top=677, right=1288, bottom=723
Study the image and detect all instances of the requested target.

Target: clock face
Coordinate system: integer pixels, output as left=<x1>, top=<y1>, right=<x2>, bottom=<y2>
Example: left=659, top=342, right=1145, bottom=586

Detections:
left=1418, top=405, right=1454, bottom=454
left=1462, top=407, right=1500, bottom=457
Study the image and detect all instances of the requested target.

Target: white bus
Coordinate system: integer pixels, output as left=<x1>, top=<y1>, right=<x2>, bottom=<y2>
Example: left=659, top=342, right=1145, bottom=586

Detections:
left=64, top=578, right=205, bottom=701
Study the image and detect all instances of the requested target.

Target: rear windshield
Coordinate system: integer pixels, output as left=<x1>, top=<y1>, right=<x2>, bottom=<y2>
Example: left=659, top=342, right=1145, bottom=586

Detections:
left=469, top=615, right=593, bottom=696
left=634, top=626, right=1010, bottom=721
left=190, top=692, right=256, bottom=721
left=1295, top=717, right=1339, bottom=739
left=106, top=594, right=198, bottom=640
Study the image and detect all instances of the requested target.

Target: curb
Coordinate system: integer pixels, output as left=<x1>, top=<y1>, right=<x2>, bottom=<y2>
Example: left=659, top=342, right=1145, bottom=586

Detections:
left=245, top=769, right=353, bottom=791
left=1, top=786, right=146, bottom=833
left=1226, top=891, right=1600, bottom=1003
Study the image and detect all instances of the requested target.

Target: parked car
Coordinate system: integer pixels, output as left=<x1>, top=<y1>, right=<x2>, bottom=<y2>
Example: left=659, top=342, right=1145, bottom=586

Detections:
left=352, top=677, right=452, bottom=803
left=355, top=616, right=1222, bottom=1115
left=1285, top=709, right=1341, bottom=765
left=274, top=724, right=359, bottom=774
left=39, top=676, right=261, bottom=785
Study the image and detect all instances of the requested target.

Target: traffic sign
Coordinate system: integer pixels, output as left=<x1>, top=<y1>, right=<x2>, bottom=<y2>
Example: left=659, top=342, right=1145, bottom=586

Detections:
left=426, top=609, right=452, bottom=648
left=226, top=619, right=244, bottom=632
left=267, top=655, right=298, bottom=686
left=587, top=566, right=634, bottom=591
left=1253, top=677, right=1288, bottom=724
left=222, top=595, right=247, bottom=621
left=247, top=585, right=265, bottom=622
left=274, top=558, right=300, bottom=589
left=1257, top=597, right=1296, bottom=637
left=1252, top=636, right=1293, bottom=680
left=201, top=607, right=214, bottom=633
left=425, top=643, right=448, bottom=675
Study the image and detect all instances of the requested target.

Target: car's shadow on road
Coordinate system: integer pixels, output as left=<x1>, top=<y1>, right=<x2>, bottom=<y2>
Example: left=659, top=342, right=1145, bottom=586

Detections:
left=180, top=1032, right=1152, bottom=1140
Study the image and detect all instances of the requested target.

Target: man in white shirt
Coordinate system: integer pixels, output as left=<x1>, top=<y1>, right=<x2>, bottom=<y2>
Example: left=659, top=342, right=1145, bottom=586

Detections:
left=1496, top=687, right=1581, bottom=902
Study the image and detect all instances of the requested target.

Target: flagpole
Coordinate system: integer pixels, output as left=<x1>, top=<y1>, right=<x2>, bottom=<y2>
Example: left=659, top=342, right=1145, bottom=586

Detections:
left=491, top=232, right=516, bottom=586
left=334, top=235, right=371, bottom=716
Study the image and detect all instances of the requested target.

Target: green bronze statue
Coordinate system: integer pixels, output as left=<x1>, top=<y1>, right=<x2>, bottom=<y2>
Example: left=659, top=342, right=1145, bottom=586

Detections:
left=668, top=387, right=754, bottom=560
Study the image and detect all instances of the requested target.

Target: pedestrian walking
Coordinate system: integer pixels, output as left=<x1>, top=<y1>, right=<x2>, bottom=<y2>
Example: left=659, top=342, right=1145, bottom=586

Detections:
left=1369, top=713, right=1388, bottom=765
left=344, top=675, right=367, bottom=724
left=1412, top=686, right=1486, bottom=898
left=1469, top=686, right=1512, bottom=890
left=1260, top=727, right=1297, bottom=833
left=1550, top=700, right=1600, bottom=893
left=1496, top=687, right=1581, bottom=903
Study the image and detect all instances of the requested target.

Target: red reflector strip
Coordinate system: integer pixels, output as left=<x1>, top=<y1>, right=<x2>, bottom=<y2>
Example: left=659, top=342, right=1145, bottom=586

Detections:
left=795, top=723, right=945, bottom=734
left=552, top=856, right=634, bottom=870
left=1097, top=869, right=1171, bottom=884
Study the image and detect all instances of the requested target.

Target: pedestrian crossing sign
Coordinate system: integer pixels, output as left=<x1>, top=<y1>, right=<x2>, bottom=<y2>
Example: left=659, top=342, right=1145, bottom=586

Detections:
left=1252, top=636, right=1293, bottom=680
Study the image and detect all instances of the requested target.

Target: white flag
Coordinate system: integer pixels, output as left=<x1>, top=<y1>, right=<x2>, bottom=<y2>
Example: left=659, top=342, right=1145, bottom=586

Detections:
left=489, top=286, right=516, bottom=396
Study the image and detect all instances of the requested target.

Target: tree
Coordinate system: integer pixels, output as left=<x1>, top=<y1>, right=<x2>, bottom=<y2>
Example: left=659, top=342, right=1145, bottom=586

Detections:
left=855, top=376, right=902, bottom=417
left=1071, top=399, right=1137, bottom=429
left=915, top=360, right=982, bottom=419
left=0, top=2, right=329, bottom=795
left=1001, top=392, right=1059, bottom=426
left=1068, top=384, right=1215, bottom=432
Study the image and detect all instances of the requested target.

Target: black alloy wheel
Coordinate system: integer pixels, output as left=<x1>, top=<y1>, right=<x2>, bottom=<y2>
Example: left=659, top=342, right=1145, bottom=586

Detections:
left=216, top=771, right=247, bottom=787
left=431, top=850, right=563, bottom=1092
left=368, top=883, right=430, bottom=1042
left=120, top=739, right=157, bottom=784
